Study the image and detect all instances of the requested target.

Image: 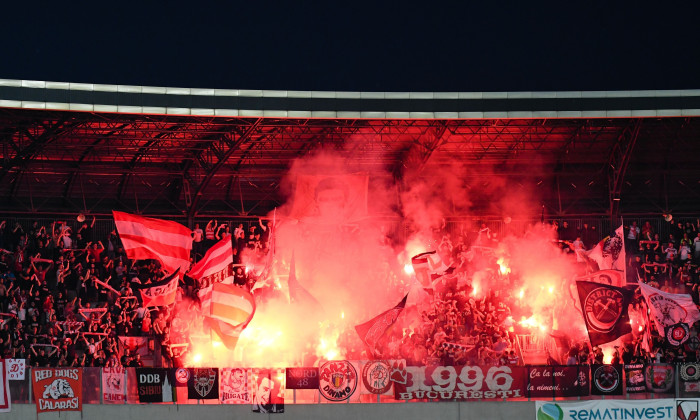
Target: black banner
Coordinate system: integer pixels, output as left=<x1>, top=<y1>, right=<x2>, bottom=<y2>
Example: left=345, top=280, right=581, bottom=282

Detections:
left=187, top=368, right=219, bottom=400
left=286, top=367, right=319, bottom=390
left=591, top=364, right=623, bottom=395
left=527, top=366, right=589, bottom=398
left=576, top=281, right=634, bottom=346
left=624, top=363, right=646, bottom=393
left=136, top=368, right=173, bottom=403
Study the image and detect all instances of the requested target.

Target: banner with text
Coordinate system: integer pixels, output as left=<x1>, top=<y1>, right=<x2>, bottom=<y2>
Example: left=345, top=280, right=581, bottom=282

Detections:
left=32, top=368, right=82, bottom=413
left=535, top=399, right=675, bottom=420
left=527, top=365, right=589, bottom=398
left=220, top=368, right=251, bottom=404
left=393, top=365, right=527, bottom=400
left=102, top=366, right=126, bottom=404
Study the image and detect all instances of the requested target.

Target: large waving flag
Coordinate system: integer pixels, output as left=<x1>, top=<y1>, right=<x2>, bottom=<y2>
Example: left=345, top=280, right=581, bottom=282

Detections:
left=576, top=280, right=634, bottom=346
left=113, top=211, right=192, bottom=275
left=188, top=237, right=234, bottom=285
left=202, top=283, right=256, bottom=350
left=586, top=225, right=625, bottom=272
left=639, top=282, right=700, bottom=346
left=355, top=294, right=408, bottom=358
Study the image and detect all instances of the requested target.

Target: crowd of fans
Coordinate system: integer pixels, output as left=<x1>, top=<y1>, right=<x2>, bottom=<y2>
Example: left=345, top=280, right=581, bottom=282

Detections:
left=338, top=217, right=700, bottom=368
left=2, top=214, right=700, bottom=369
left=0, top=217, right=271, bottom=368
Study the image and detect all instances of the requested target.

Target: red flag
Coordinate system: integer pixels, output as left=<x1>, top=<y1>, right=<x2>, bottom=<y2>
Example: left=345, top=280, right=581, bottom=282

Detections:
left=113, top=211, right=191, bottom=275
left=355, top=294, right=408, bottom=358
left=188, top=237, right=234, bottom=283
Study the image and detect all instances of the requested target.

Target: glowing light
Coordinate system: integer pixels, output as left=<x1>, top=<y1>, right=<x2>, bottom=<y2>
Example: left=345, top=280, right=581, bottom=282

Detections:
left=548, top=286, right=554, bottom=294
left=639, top=326, right=644, bottom=332
left=193, top=353, right=202, bottom=364
left=518, top=289, right=524, bottom=299
left=341, top=311, right=345, bottom=319
left=602, top=346, right=614, bottom=364
left=519, top=315, right=549, bottom=334
left=212, top=341, right=222, bottom=348
left=403, top=264, right=415, bottom=275
left=497, top=258, right=511, bottom=275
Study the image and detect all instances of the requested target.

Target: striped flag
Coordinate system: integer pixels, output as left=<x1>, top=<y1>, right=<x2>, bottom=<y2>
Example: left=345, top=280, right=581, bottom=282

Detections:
left=113, top=211, right=192, bottom=275
left=203, top=283, right=256, bottom=350
left=188, top=237, right=234, bottom=285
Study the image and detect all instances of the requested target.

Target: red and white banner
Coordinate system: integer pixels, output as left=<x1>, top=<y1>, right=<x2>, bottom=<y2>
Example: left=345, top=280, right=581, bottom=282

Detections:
left=102, top=366, right=126, bottom=404
left=32, top=368, right=82, bottom=413
left=393, top=364, right=526, bottom=400
left=360, top=360, right=402, bottom=396
left=0, top=360, right=10, bottom=412
left=639, top=282, right=700, bottom=335
left=113, top=211, right=191, bottom=275
left=188, top=237, right=234, bottom=284
left=220, top=368, right=251, bottom=404
left=5, top=358, right=25, bottom=381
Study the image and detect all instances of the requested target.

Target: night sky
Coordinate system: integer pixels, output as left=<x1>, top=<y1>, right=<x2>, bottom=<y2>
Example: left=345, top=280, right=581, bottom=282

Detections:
left=2, top=2, right=699, bottom=92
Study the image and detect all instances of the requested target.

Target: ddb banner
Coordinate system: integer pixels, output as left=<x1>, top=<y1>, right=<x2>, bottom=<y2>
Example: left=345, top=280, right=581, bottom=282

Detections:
left=535, top=399, right=676, bottom=420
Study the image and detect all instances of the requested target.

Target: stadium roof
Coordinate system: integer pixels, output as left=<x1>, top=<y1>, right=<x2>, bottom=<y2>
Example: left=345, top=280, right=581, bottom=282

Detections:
left=2, top=79, right=700, bottom=221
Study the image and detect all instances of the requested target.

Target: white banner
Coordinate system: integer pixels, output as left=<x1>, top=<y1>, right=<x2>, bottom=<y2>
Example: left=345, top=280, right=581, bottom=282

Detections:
left=5, top=359, right=25, bottom=381
left=639, top=282, right=700, bottom=335
left=535, top=399, right=675, bottom=420
left=102, top=366, right=126, bottom=404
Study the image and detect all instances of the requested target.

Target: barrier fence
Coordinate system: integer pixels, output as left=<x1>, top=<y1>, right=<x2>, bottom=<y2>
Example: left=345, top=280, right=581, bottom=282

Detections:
left=7, top=362, right=700, bottom=406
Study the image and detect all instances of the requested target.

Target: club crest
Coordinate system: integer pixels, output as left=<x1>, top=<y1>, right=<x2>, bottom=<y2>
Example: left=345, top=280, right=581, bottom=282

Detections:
left=583, top=287, right=625, bottom=332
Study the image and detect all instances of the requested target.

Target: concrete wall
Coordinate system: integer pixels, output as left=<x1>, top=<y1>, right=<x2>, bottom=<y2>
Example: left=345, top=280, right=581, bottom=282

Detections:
left=2, top=402, right=536, bottom=420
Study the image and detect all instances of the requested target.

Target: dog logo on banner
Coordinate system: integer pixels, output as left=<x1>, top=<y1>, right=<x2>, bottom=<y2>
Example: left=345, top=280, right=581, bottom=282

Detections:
left=678, top=400, right=699, bottom=420
left=319, top=361, right=357, bottom=401
left=362, top=361, right=392, bottom=394
left=43, top=379, right=75, bottom=400
left=583, top=287, right=626, bottom=333
left=192, top=369, right=216, bottom=398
